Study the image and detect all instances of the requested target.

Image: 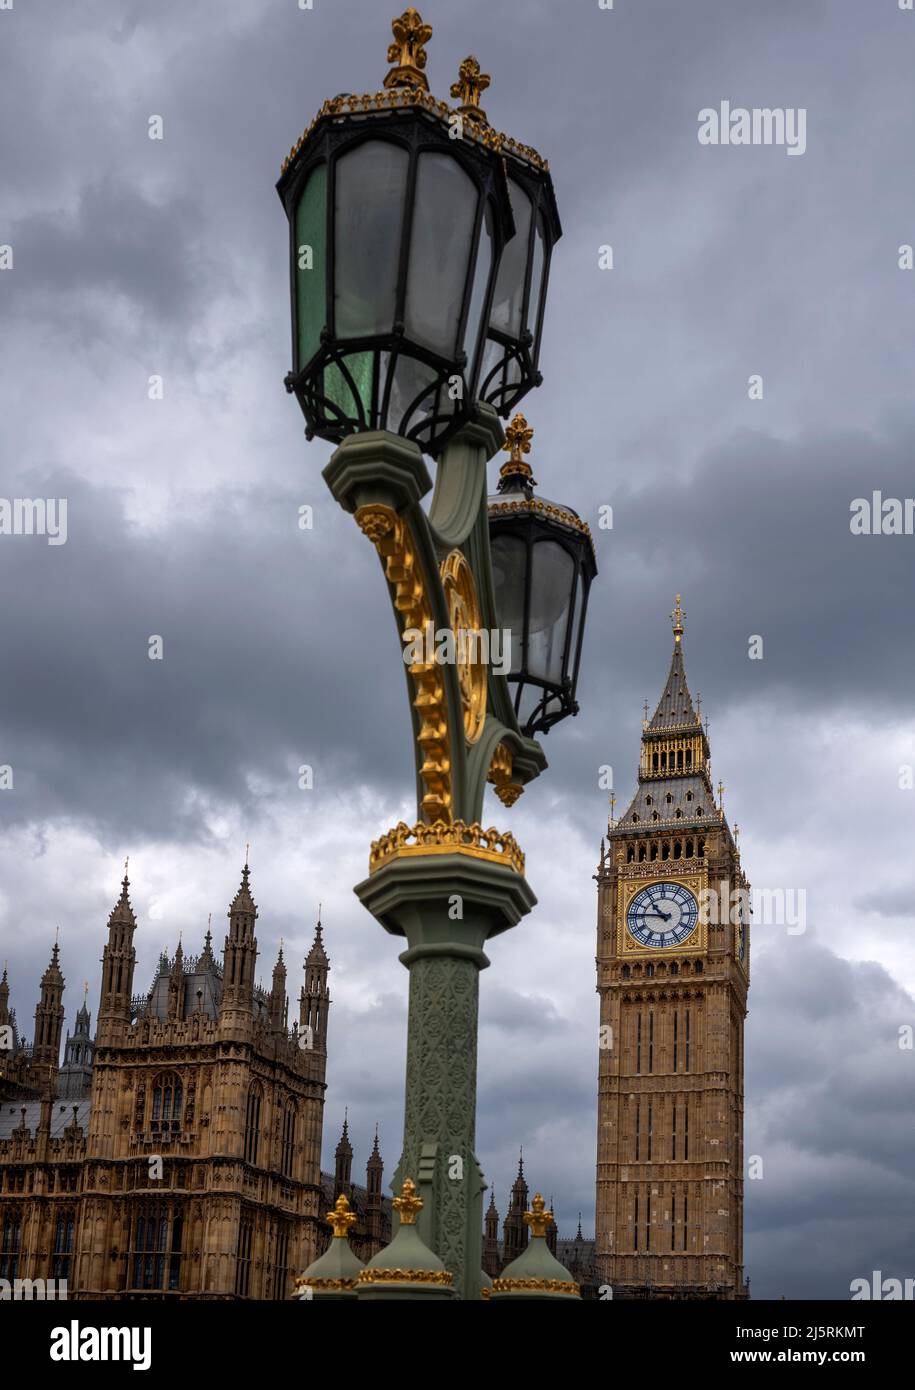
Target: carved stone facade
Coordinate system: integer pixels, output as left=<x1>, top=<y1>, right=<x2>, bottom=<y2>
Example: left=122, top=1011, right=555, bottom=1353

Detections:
left=0, top=867, right=333, bottom=1299
left=595, top=610, right=750, bottom=1299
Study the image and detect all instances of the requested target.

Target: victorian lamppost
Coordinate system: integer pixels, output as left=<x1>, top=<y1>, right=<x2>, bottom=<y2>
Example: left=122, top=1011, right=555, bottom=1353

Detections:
left=278, top=9, right=595, bottom=1299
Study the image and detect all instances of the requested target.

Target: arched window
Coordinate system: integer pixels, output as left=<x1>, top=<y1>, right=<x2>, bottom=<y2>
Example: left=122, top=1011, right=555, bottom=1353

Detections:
left=621, top=965, right=630, bottom=980
left=638, top=843, right=647, bottom=862
left=646, top=964, right=655, bottom=979
left=674, top=840, right=682, bottom=859
left=645, top=795, right=652, bottom=806
left=675, top=808, right=682, bottom=819
left=662, top=841, right=670, bottom=860
left=698, top=838, right=705, bottom=856
left=281, top=1104, right=296, bottom=1179
left=632, top=813, right=639, bottom=823
left=694, top=960, right=703, bottom=975
left=666, top=793, right=673, bottom=805
left=686, top=748, right=692, bottom=767
left=686, top=838, right=693, bottom=857
left=686, top=791, right=693, bottom=802
left=652, top=811, right=660, bottom=822
left=670, top=962, right=679, bottom=976
left=244, top=1085, right=262, bottom=1166
left=627, top=845, right=635, bottom=863
left=152, top=1073, right=183, bottom=1131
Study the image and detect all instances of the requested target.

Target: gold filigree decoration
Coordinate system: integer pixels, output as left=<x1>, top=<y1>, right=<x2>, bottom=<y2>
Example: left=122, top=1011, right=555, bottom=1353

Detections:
left=280, top=89, right=548, bottom=177
left=369, top=819, right=525, bottom=877
left=355, top=504, right=451, bottom=822
left=499, top=412, right=535, bottom=485
left=392, top=1176, right=423, bottom=1225
left=487, top=742, right=523, bottom=808
left=523, top=1192, right=554, bottom=1238
left=293, top=1275, right=357, bottom=1293
left=491, top=1277, right=581, bottom=1296
left=439, top=549, right=486, bottom=746
left=357, top=1266, right=454, bottom=1286
left=384, top=8, right=433, bottom=91
left=326, top=1194, right=357, bottom=1238
left=450, top=56, right=490, bottom=123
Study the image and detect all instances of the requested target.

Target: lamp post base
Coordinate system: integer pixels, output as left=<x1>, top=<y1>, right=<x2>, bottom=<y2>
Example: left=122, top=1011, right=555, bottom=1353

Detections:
left=355, top=850, right=535, bottom=1299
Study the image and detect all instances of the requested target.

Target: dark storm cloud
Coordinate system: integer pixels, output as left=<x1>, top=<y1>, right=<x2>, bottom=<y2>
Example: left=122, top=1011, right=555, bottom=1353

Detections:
left=1, top=0, right=914, bottom=1299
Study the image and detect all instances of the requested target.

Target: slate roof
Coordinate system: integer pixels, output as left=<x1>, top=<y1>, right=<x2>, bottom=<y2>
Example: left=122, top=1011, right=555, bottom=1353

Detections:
left=0, top=1098, right=91, bottom=1140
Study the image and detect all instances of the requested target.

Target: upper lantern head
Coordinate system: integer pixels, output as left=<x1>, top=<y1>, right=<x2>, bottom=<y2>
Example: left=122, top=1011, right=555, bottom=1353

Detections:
left=277, top=12, right=521, bottom=458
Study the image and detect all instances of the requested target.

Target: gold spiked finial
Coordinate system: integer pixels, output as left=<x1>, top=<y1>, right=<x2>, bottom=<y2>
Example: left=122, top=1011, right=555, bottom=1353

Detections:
left=451, top=56, right=491, bottom=123
left=608, top=793, right=616, bottom=830
left=83, top=980, right=89, bottom=1005
left=384, top=8, right=433, bottom=91
left=392, top=1176, right=423, bottom=1226
left=717, top=780, right=725, bottom=818
left=499, top=413, right=537, bottom=488
left=671, top=594, right=685, bottom=643
left=523, top=1193, right=555, bottom=1239
left=326, top=1194, right=357, bottom=1239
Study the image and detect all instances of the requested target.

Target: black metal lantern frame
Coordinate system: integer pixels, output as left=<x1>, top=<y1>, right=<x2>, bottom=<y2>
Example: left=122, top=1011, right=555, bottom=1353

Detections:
left=479, top=156, right=562, bottom=418
left=277, top=100, right=516, bottom=458
left=489, top=485, right=597, bottom=738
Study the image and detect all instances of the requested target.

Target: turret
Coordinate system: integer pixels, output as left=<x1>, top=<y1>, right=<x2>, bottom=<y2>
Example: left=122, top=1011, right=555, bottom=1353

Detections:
left=269, top=944, right=288, bottom=1033
left=300, top=909, right=330, bottom=1051
left=32, top=939, right=65, bottom=1089
left=97, top=865, right=137, bottom=1042
left=334, top=1112, right=353, bottom=1201
left=219, top=862, right=258, bottom=1029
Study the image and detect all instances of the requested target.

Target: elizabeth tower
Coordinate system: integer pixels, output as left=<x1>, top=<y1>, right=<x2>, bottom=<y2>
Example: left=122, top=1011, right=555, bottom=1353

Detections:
left=595, top=599, right=749, bottom=1299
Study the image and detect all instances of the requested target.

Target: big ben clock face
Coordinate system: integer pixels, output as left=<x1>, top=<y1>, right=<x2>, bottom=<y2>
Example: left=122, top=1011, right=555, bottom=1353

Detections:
left=626, top=882, right=699, bottom=949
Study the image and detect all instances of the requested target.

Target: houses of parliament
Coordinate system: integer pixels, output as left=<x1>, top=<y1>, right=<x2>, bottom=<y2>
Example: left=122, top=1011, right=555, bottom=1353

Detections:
left=0, top=604, right=748, bottom=1299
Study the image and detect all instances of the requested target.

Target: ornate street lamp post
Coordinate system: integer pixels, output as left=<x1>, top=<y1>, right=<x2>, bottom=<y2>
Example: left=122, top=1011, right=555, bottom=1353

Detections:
left=280, top=9, right=595, bottom=1299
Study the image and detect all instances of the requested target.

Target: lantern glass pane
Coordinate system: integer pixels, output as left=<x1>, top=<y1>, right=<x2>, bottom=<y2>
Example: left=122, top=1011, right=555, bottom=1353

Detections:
left=405, top=152, right=478, bottom=357
left=294, top=164, right=327, bottom=369
left=463, top=200, right=494, bottom=388
left=490, top=533, right=527, bottom=674
left=528, top=539, right=573, bottom=684
left=490, top=177, right=532, bottom=336
left=334, top=141, right=409, bottom=337
left=324, top=352, right=374, bottom=425
left=386, top=354, right=439, bottom=438
left=528, top=208, right=547, bottom=345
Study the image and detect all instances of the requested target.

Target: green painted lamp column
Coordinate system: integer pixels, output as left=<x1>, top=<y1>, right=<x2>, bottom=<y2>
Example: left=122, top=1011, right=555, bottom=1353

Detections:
left=323, top=407, right=546, bottom=1298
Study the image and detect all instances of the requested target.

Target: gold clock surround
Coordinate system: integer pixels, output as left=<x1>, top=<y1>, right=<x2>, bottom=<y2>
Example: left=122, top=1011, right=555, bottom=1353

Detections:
left=618, top=872, right=707, bottom=957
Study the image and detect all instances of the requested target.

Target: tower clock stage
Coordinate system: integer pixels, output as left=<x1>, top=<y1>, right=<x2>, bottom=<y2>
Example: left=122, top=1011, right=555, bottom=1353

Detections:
left=595, top=597, right=750, bottom=1300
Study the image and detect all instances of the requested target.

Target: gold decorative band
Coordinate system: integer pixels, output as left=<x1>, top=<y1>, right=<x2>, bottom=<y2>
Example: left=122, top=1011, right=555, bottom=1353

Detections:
left=357, top=1266, right=454, bottom=1286
left=293, top=1276, right=357, bottom=1293
left=281, top=88, right=547, bottom=176
left=488, top=497, right=596, bottom=560
left=370, top=819, right=525, bottom=876
left=490, top=1277, right=581, bottom=1296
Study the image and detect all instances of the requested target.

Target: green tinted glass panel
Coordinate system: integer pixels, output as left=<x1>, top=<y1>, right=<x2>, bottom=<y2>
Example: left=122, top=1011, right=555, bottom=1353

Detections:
left=323, top=351, right=374, bottom=425
left=294, top=165, right=327, bottom=369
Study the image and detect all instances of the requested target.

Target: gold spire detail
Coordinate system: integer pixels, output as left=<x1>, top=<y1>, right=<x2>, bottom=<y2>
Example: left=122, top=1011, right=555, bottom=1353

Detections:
left=717, top=780, right=725, bottom=818
left=523, top=1193, right=555, bottom=1238
left=326, top=1194, right=357, bottom=1239
left=671, top=593, right=685, bottom=643
left=392, top=1176, right=423, bottom=1225
left=451, top=56, right=491, bottom=123
left=384, top=8, right=433, bottom=91
left=499, top=413, right=536, bottom=485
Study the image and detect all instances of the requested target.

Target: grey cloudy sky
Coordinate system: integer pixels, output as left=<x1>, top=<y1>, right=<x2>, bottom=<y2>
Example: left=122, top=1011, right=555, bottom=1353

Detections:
left=1, top=0, right=914, bottom=1299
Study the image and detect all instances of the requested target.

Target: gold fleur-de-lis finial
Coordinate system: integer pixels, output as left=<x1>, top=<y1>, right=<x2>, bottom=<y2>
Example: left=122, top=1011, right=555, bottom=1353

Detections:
left=523, top=1193, right=555, bottom=1239
left=393, top=1176, right=423, bottom=1225
left=451, top=56, right=491, bottom=123
left=671, top=594, right=685, bottom=643
left=499, top=413, right=537, bottom=488
left=384, top=8, right=433, bottom=91
left=326, top=1194, right=357, bottom=1239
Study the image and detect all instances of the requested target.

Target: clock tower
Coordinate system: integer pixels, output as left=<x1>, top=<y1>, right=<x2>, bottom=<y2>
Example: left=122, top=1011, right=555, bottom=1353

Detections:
left=595, top=598, right=749, bottom=1299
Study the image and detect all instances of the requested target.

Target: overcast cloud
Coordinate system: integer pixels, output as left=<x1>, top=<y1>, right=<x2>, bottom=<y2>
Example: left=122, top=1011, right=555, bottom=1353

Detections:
left=1, top=0, right=914, bottom=1300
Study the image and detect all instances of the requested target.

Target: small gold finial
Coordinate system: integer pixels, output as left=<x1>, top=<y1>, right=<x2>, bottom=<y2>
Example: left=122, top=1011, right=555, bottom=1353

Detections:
left=499, top=413, right=537, bottom=487
left=123, top=855, right=129, bottom=878
left=83, top=980, right=89, bottom=1004
left=326, top=1194, right=357, bottom=1239
left=609, top=793, right=616, bottom=830
left=671, top=594, right=685, bottom=643
left=523, top=1193, right=555, bottom=1239
left=717, top=780, right=725, bottom=818
left=245, top=841, right=250, bottom=868
left=393, top=1177, right=423, bottom=1226
left=384, top=8, right=433, bottom=91
left=450, top=56, right=491, bottom=123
